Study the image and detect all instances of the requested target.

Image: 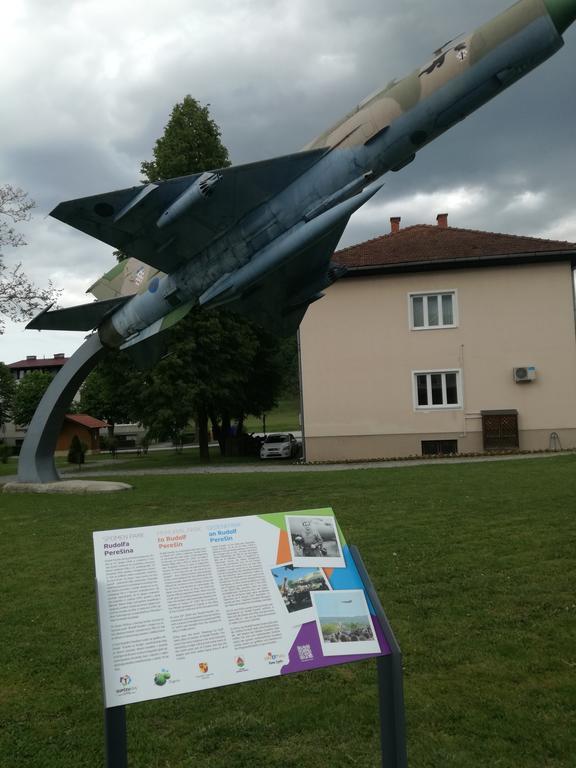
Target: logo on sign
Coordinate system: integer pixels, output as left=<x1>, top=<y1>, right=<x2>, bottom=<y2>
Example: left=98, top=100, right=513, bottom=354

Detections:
left=198, top=662, right=209, bottom=674
left=154, top=669, right=171, bottom=686
left=235, top=657, right=245, bottom=669
left=265, top=651, right=285, bottom=665
left=115, top=673, right=137, bottom=697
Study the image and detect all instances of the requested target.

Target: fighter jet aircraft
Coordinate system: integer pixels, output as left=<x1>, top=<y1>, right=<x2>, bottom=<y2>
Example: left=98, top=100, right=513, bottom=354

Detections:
left=28, top=0, right=576, bottom=366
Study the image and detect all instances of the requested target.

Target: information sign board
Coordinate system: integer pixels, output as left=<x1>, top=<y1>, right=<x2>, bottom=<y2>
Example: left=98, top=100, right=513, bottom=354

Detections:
left=94, top=508, right=391, bottom=707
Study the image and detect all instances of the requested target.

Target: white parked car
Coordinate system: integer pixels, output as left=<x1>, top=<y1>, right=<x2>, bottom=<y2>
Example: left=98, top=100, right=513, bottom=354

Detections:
left=260, top=433, right=299, bottom=460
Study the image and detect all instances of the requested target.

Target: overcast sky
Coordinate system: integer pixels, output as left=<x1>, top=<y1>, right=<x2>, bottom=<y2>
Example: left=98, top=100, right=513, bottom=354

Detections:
left=1, top=0, right=575, bottom=363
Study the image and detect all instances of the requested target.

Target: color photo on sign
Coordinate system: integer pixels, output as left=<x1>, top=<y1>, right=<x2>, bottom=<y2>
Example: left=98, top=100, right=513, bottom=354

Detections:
left=286, top=514, right=345, bottom=568
left=311, top=589, right=380, bottom=657
left=270, top=563, right=331, bottom=622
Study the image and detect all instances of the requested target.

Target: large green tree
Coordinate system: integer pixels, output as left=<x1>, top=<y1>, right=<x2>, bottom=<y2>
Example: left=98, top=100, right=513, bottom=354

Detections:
left=136, top=306, right=281, bottom=458
left=0, top=185, right=60, bottom=333
left=12, top=371, right=54, bottom=426
left=0, top=362, right=16, bottom=428
left=136, top=97, right=290, bottom=458
left=99, top=96, right=293, bottom=458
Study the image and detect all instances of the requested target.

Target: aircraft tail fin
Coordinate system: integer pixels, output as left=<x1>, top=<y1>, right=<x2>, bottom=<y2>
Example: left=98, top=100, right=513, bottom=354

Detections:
left=88, top=258, right=163, bottom=300
left=26, top=297, right=130, bottom=332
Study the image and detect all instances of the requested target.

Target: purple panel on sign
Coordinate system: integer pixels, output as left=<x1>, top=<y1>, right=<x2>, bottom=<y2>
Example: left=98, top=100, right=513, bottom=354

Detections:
left=281, top=616, right=391, bottom=676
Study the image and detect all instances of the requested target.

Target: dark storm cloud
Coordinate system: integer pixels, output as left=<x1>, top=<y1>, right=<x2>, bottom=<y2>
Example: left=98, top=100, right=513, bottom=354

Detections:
left=1, top=0, right=575, bottom=360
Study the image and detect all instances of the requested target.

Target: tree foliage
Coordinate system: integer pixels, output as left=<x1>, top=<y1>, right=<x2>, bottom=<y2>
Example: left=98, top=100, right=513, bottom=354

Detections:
left=138, top=96, right=292, bottom=457
left=12, top=371, right=54, bottom=426
left=141, top=96, right=230, bottom=182
left=0, top=362, right=16, bottom=428
left=80, top=350, right=143, bottom=436
left=0, top=185, right=60, bottom=333
left=135, top=307, right=283, bottom=455
left=98, top=96, right=294, bottom=457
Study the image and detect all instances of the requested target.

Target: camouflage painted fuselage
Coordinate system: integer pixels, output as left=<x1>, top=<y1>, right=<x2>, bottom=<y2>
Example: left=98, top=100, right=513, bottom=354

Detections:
left=308, top=0, right=563, bottom=155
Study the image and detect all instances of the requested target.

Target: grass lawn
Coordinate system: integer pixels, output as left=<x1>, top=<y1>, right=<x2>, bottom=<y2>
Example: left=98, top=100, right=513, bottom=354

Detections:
left=244, top=397, right=300, bottom=433
left=0, top=446, right=261, bottom=478
left=1, top=456, right=575, bottom=767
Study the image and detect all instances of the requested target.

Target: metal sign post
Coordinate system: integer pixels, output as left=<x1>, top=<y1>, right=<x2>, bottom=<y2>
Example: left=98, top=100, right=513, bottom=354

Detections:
left=350, top=545, right=408, bottom=768
left=104, top=706, right=127, bottom=768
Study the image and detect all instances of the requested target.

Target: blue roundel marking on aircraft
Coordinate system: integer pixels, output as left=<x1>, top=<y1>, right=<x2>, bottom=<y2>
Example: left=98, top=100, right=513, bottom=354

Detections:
left=148, top=277, right=160, bottom=294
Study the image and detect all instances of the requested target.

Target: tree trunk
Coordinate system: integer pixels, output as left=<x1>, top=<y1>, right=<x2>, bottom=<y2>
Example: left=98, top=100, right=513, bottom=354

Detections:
left=221, top=412, right=231, bottom=456
left=197, top=407, right=210, bottom=461
left=209, top=411, right=224, bottom=456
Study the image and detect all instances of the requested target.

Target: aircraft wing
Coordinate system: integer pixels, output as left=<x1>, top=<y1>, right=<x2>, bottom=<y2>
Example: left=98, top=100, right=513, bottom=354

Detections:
left=51, top=149, right=328, bottom=274
left=222, top=220, right=350, bottom=337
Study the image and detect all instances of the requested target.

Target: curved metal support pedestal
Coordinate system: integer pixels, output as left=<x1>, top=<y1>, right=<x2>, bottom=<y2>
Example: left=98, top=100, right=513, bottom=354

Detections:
left=17, top=333, right=105, bottom=484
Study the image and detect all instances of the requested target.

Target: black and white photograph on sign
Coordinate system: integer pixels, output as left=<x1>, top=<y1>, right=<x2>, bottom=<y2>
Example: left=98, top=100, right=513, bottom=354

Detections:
left=270, top=563, right=332, bottom=621
left=311, top=589, right=380, bottom=656
left=286, top=515, right=345, bottom=568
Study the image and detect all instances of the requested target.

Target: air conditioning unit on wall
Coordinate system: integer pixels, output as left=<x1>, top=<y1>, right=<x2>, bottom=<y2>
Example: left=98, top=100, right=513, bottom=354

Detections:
left=513, top=366, right=536, bottom=383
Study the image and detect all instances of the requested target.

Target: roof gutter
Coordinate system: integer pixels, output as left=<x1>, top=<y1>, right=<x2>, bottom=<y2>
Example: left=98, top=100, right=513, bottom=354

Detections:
left=335, top=249, right=576, bottom=277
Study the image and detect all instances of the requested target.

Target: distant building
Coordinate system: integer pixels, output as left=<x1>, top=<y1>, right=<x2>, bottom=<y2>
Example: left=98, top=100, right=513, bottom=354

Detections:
left=56, top=414, right=109, bottom=455
left=8, top=353, right=69, bottom=380
left=2, top=353, right=101, bottom=453
left=299, top=214, right=576, bottom=461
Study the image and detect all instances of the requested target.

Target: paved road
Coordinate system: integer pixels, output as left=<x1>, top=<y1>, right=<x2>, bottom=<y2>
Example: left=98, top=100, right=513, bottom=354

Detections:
left=2, top=450, right=571, bottom=484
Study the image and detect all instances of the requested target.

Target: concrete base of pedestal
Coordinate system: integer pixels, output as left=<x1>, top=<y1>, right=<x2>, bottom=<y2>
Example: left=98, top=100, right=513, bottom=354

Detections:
left=3, top=480, right=133, bottom=494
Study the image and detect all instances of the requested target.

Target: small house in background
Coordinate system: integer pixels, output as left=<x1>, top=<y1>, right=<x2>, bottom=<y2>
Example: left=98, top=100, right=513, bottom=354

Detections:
left=299, top=214, right=576, bottom=462
left=56, top=414, right=109, bottom=455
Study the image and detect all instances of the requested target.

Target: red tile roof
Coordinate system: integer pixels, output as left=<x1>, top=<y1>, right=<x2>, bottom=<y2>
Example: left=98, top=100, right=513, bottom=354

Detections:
left=333, top=225, right=576, bottom=271
left=8, top=356, right=69, bottom=369
left=65, top=414, right=109, bottom=429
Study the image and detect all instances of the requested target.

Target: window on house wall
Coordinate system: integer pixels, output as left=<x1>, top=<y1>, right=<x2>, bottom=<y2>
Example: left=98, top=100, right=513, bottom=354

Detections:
left=422, top=440, right=458, bottom=455
left=413, top=370, right=461, bottom=409
left=410, top=291, right=456, bottom=329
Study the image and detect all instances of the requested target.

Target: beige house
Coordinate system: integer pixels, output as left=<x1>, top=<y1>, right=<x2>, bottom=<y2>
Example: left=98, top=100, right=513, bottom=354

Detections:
left=299, top=214, right=576, bottom=462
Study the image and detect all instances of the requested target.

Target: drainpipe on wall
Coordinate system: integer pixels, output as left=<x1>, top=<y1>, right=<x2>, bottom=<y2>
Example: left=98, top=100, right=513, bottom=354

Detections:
left=571, top=266, right=576, bottom=342
left=297, top=328, right=307, bottom=463
left=459, top=343, right=467, bottom=439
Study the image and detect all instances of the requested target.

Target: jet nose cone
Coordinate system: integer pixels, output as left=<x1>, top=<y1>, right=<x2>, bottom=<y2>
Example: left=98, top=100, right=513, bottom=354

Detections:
left=544, top=0, right=576, bottom=35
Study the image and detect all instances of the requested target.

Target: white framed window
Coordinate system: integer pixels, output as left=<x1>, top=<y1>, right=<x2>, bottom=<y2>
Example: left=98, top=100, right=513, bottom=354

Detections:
left=413, top=369, right=462, bottom=409
left=409, top=291, right=457, bottom=329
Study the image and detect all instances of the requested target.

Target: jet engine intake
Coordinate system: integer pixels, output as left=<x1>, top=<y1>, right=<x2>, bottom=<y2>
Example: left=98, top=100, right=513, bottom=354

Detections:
left=157, top=172, right=223, bottom=229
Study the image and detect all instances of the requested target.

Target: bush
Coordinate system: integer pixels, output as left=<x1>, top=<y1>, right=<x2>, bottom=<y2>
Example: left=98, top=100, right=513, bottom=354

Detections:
left=0, top=442, right=13, bottom=463
left=67, top=435, right=86, bottom=468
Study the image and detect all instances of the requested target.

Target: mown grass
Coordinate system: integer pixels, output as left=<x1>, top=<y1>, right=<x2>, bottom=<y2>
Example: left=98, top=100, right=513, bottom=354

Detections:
left=1, top=456, right=575, bottom=767
left=0, top=445, right=261, bottom=478
left=244, top=397, right=300, bottom=433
